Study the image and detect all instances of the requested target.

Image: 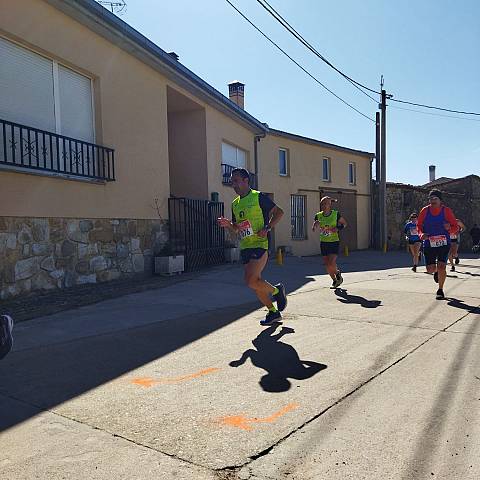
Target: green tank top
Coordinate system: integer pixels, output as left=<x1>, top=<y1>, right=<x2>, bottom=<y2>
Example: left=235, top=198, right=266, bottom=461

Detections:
left=232, top=189, right=269, bottom=250
left=315, top=209, right=340, bottom=243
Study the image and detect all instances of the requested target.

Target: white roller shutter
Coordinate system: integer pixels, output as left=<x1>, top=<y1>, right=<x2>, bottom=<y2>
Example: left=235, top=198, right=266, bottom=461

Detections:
left=222, top=141, right=247, bottom=168
left=0, top=37, right=55, bottom=132
left=222, top=142, right=237, bottom=166
left=58, top=65, right=94, bottom=142
left=236, top=148, right=246, bottom=168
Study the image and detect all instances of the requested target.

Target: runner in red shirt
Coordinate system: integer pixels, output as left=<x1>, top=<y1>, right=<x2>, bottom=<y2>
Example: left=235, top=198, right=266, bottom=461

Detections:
left=417, top=189, right=459, bottom=299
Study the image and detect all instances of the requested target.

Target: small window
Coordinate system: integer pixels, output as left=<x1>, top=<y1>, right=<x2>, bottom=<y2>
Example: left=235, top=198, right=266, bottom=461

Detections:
left=322, top=157, right=331, bottom=181
left=291, top=194, right=307, bottom=240
left=221, top=142, right=247, bottom=168
left=279, top=148, right=288, bottom=176
left=348, top=162, right=356, bottom=185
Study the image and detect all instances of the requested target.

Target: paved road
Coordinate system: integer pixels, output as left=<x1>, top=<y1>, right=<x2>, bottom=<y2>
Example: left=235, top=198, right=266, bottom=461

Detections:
left=1, top=252, right=479, bottom=479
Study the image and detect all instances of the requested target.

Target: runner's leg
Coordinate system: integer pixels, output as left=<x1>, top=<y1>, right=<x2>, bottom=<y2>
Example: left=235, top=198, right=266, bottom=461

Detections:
left=413, top=243, right=421, bottom=266
left=323, top=255, right=337, bottom=280
left=437, top=262, right=447, bottom=289
left=244, top=252, right=275, bottom=308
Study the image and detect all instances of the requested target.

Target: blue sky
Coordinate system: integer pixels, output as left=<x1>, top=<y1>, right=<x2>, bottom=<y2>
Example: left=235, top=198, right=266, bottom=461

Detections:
left=118, top=0, right=479, bottom=185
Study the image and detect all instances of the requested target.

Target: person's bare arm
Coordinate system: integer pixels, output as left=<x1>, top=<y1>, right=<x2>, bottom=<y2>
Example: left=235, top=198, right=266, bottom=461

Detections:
left=258, top=206, right=284, bottom=237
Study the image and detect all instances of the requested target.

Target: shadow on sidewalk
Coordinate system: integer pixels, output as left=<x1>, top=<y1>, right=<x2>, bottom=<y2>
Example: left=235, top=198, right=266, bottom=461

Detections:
left=446, top=299, right=480, bottom=314
left=334, top=288, right=382, bottom=308
left=229, top=325, right=327, bottom=393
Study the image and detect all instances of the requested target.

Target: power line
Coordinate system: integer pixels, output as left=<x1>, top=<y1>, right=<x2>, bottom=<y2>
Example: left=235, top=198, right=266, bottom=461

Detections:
left=390, top=104, right=480, bottom=122
left=255, top=0, right=379, bottom=101
left=224, top=0, right=375, bottom=123
left=256, top=0, right=480, bottom=117
left=390, top=98, right=480, bottom=116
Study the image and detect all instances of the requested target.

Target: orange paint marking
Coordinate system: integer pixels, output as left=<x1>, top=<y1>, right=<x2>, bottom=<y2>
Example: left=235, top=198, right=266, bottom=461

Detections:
left=131, top=377, right=158, bottom=387
left=219, top=403, right=299, bottom=431
left=131, top=368, right=220, bottom=387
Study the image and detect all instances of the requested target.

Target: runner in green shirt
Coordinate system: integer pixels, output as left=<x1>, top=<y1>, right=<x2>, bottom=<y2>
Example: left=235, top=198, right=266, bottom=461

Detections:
left=312, top=196, right=347, bottom=289
left=217, top=168, right=287, bottom=325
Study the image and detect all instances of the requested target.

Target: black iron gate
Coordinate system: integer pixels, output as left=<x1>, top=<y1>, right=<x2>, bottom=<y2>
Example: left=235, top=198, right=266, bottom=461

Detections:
left=168, top=197, right=226, bottom=271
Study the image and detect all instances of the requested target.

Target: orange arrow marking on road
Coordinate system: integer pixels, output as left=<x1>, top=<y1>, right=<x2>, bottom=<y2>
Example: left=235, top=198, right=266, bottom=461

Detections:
left=219, top=403, right=299, bottom=431
left=131, top=368, right=220, bottom=387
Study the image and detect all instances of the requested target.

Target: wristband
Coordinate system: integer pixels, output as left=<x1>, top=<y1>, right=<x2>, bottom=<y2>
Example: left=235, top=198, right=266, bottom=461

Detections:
left=336, top=223, right=345, bottom=230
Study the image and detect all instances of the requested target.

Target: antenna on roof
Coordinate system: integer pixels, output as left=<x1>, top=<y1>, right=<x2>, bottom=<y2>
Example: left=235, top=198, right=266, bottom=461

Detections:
left=96, top=1, right=127, bottom=15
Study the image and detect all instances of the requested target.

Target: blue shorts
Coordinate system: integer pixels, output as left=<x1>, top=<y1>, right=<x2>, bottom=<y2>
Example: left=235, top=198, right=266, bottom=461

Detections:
left=320, top=241, right=339, bottom=257
left=424, top=245, right=450, bottom=265
left=241, top=248, right=267, bottom=264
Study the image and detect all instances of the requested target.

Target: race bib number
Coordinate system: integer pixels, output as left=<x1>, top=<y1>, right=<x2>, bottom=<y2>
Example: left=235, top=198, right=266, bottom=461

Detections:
left=429, top=235, right=447, bottom=247
left=237, top=220, right=254, bottom=239
left=410, top=228, right=418, bottom=236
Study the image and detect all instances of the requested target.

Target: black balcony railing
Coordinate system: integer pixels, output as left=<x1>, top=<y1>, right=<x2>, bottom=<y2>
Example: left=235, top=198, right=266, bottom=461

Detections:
left=221, top=163, right=257, bottom=189
left=0, top=118, right=115, bottom=181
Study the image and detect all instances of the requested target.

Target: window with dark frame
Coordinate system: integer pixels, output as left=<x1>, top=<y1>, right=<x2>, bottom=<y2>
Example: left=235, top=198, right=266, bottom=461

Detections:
left=291, top=194, right=307, bottom=240
left=279, top=148, right=288, bottom=176
left=322, top=157, right=330, bottom=181
left=349, top=162, right=356, bottom=185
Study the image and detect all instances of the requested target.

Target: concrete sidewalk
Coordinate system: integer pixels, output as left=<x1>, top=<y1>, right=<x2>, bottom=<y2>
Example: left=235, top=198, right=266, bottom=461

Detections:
left=1, top=251, right=479, bottom=479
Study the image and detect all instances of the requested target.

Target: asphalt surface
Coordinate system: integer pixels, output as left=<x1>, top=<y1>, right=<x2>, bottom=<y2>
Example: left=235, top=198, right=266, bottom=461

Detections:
left=1, top=251, right=479, bottom=479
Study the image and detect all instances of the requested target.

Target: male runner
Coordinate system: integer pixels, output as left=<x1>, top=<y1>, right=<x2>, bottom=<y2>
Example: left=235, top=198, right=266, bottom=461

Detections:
left=417, top=189, right=459, bottom=300
left=217, top=168, right=287, bottom=326
left=448, top=218, right=465, bottom=271
left=404, top=212, right=421, bottom=272
left=0, top=314, right=14, bottom=360
left=312, top=196, right=347, bottom=288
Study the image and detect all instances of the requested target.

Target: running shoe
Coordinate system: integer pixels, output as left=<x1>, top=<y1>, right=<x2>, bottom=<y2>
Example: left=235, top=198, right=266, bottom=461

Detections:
left=330, top=279, right=338, bottom=289
left=455, top=257, right=460, bottom=264
left=0, top=314, right=14, bottom=360
left=450, top=265, right=455, bottom=272
left=336, top=272, right=344, bottom=287
left=435, top=289, right=445, bottom=300
left=433, top=272, right=439, bottom=283
left=412, top=265, right=417, bottom=272
left=260, top=310, right=282, bottom=326
left=273, top=283, right=287, bottom=312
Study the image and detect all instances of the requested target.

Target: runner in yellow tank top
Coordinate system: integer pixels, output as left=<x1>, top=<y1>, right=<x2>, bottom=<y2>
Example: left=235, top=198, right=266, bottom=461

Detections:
left=217, top=168, right=287, bottom=326
left=312, top=196, right=347, bottom=289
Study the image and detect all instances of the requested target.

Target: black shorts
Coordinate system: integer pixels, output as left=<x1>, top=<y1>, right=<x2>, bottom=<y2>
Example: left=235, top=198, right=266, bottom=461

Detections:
left=450, top=238, right=458, bottom=244
left=320, top=241, right=339, bottom=257
left=424, top=245, right=450, bottom=265
left=408, top=239, right=421, bottom=245
left=241, top=248, right=267, bottom=264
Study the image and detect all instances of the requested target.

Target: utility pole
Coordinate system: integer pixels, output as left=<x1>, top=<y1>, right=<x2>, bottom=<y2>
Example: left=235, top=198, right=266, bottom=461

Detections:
left=379, top=76, right=390, bottom=251
left=380, top=86, right=387, bottom=250
left=375, top=111, right=381, bottom=249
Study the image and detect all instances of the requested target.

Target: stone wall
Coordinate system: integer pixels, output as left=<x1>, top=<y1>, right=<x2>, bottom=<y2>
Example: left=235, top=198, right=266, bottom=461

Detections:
left=386, top=177, right=480, bottom=251
left=0, top=217, right=168, bottom=300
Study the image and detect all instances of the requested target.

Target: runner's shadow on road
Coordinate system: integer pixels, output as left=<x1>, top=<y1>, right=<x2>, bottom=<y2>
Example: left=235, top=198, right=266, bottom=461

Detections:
left=459, top=271, right=480, bottom=277
left=334, top=288, right=382, bottom=308
left=446, top=299, right=480, bottom=314
left=229, top=325, right=326, bottom=393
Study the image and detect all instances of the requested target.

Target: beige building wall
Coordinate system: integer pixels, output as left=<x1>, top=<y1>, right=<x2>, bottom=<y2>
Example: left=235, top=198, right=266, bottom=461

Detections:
left=168, top=109, right=208, bottom=199
left=258, top=133, right=372, bottom=256
left=0, top=0, right=170, bottom=220
left=205, top=107, right=256, bottom=206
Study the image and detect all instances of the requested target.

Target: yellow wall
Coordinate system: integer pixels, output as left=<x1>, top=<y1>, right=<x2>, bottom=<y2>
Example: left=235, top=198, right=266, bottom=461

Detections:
left=0, top=0, right=170, bottom=219
left=205, top=107, right=255, bottom=206
left=168, top=109, right=208, bottom=199
left=258, top=133, right=372, bottom=255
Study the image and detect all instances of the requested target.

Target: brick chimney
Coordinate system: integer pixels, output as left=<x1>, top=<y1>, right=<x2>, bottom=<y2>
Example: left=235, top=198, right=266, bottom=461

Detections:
left=228, top=81, right=245, bottom=109
left=429, top=165, right=436, bottom=182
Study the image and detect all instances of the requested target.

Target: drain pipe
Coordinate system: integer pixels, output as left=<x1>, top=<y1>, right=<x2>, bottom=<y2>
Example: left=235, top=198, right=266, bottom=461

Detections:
left=254, top=127, right=267, bottom=189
